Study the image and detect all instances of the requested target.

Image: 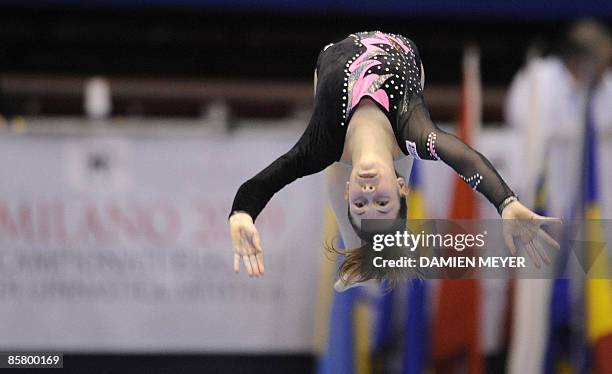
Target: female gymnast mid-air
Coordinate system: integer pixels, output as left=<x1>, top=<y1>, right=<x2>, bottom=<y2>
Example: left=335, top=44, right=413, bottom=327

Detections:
left=228, top=31, right=561, bottom=290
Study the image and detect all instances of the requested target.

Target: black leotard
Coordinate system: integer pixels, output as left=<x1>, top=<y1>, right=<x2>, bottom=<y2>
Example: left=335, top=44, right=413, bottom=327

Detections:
left=230, top=31, right=515, bottom=221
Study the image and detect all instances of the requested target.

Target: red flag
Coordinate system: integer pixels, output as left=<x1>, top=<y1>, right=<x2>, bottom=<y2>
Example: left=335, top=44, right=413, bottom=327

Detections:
left=432, top=46, right=483, bottom=374
left=449, top=47, right=478, bottom=219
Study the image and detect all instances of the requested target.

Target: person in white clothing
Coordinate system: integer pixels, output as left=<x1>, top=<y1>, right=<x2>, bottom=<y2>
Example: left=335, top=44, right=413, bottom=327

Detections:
left=504, top=18, right=612, bottom=374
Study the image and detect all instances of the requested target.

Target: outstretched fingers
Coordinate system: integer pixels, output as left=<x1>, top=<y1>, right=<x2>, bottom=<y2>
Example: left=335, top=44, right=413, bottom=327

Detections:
left=236, top=230, right=263, bottom=277
left=252, top=231, right=263, bottom=252
left=249, top=254, right=261, bottom=277
left=503, top=228, right=518, bottom=256
left=533, top=239, right=551, bottom=266
left=234, top=253, right=240, bottom=273
left=256, top=253, right=265, bottom=274
left=520, top=231, right=541, bottom=268
left=537, top=228, right=560, bottom=250
left=242, top=254, right=254, bottom=276
left=250, top=231, right=265, bottom=276
left=535, top=215, right=563, bottom=225
left=229, top=214, right=264, bottom=277
left=245, top=231, right=263, bottom=277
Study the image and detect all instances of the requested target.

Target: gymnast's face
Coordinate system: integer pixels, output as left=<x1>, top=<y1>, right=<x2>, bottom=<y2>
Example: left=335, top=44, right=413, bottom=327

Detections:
left=345, top=161, right=407, bottom=220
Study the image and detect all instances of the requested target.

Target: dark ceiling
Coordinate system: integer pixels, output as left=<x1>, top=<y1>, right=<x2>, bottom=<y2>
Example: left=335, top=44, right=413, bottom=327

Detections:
left=0, top=5, right=596, bottom=84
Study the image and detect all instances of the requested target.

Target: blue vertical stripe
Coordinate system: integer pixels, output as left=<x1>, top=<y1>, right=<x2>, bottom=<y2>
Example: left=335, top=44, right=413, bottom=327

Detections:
left=401, top=161, right=429, bottom=373
left=373, top=282, right=394, bottom=351
left=540, top=160, right=574, bottom=372
left=577, top=89, right=598, bottom=373
left=582, top=89, right=599, bottom=205
left=318, top=238, right=358, bottom=374
left=402, top=279, right=428, bottom=374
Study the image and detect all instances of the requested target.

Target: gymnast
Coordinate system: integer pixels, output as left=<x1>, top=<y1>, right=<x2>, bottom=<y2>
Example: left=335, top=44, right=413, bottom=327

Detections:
left=228, top=31, right=561, bottom=290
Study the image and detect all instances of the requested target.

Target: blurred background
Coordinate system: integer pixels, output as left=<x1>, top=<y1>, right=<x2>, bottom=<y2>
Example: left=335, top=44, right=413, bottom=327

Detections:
left=0, top=1, right=611, bottom=373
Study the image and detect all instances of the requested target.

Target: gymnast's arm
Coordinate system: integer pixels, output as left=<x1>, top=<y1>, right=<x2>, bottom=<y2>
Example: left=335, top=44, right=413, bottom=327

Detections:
left=230, top=70, right=330, bottom=221
left=228, top=110, right=334, bottom=277
left=402, top=94, right=516, bottom=213
left=403, top=95, right=566, bottom=267
left=230, top=140, right=319, bottom=276
left=229, top=119, right=332, bottom=222
left=402, top=62, right=561, bottom=265
left=229, top=69, right=334, bottom=276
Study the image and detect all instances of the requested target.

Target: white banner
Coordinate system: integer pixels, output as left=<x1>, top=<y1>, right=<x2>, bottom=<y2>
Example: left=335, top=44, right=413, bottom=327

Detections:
left=0, top=130, right=325, bottom=353
left=1, top=125, right=610, bottom=354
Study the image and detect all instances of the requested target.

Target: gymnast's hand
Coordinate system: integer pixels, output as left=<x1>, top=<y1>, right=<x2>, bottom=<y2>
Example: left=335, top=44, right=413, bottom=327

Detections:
left=500, top=200, right=562, bottom=268
left=229, top=212, right=265, bottom=277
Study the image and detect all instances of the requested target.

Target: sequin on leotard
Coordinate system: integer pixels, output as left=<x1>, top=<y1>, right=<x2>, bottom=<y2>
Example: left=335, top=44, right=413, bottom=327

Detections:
left=230, top=31, right=516, bottom=221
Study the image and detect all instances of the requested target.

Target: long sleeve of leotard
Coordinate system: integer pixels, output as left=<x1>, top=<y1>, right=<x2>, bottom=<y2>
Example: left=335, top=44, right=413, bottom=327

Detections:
left=402, top=94, right=516, bottom=211
left=229, top=109, right=339, bottom=221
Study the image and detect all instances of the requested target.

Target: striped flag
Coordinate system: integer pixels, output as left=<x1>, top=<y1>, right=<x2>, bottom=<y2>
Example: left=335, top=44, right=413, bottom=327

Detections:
left=431, top=46, right=483, bottom=374
left=371, top=161, right=429, bottom=373
left=507, top=57, right=553, bottom=374
left=318, top=244, right=372, bottom=374
left=402, top=161, right=430, bottom=374
left=317, top=275, right=361, bottom=374
left=314, top=207, right=342, bottom=356
left=541, top=163, right=575, bottom=373
left=581, top=90, right=612, bottom=374
left=317, top=208, right=373, bottom=374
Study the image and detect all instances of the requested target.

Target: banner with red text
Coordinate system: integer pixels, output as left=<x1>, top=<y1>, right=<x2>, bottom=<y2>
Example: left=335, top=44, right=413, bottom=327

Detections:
left=0, top=131, right=325, bottom=352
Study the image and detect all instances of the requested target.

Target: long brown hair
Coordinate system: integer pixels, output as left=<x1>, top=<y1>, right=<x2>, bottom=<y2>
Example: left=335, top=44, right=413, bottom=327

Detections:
left=325, top=193, right=413, bottom=289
